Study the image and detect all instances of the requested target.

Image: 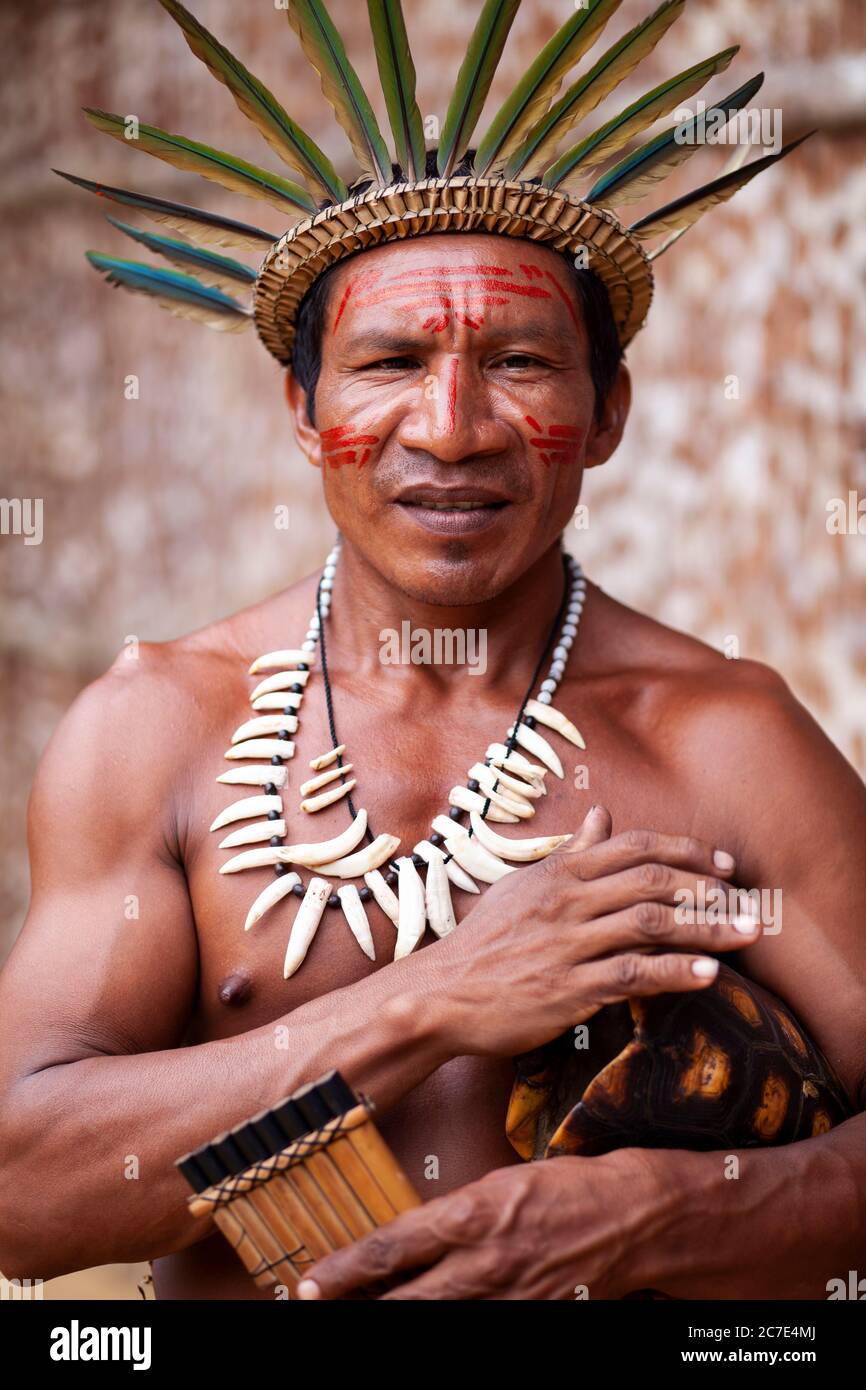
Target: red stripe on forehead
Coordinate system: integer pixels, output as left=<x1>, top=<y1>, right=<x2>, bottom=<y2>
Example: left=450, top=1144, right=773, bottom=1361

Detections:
left=353, top=282, right=552, bottom=309
left=543, top=270, right=581, bottom=335
left=376, top=264, right=511, bottom=280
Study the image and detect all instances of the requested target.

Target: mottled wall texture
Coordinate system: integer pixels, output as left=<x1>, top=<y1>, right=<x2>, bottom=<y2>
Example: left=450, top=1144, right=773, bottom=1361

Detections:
left=0, top=0, right=864, bottom=1293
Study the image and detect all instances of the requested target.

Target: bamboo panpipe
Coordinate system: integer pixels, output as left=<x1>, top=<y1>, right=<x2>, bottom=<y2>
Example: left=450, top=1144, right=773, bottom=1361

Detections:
left=176, top=1071, right=420, bottom=1295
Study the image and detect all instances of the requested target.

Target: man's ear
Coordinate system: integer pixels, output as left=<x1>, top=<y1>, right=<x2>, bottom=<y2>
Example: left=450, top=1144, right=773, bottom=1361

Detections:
left=583, top=362, right=631, bottom=471
left=285, top=369, right=322, bottom=469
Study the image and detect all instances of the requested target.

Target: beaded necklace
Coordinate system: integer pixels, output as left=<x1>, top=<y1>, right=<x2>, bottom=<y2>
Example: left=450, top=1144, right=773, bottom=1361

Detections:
left=212, top=541, right=587, bottom=977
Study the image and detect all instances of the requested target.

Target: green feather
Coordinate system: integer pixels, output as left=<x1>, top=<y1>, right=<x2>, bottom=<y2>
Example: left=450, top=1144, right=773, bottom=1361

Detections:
left=545, top=45, right=738, bottom=191
left=85, top=252, right=252, bottom=333
left=106, top=216, right=257, bottom=296
left=630, top=133, right=813, bottom=250
left=437, top=0, right=521, bottom=178
left=474, top=0, right=622, bottom=176
left=286, top=0, right=391, bottom=184
left=157, top=0, right=346, bottom=203
left=53, top=169, right=276, bottom=253
left=505, top=0, right=685, bottom=179
left=367, top=0, right=426, bottom=178
left=585, top=72, right=764, bottom=208
left=83, top=109, right=318, bottom=217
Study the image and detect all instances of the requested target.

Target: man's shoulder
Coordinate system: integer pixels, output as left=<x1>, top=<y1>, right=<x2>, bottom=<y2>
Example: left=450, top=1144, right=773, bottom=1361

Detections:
left=33, top=573, right=320, bottom=801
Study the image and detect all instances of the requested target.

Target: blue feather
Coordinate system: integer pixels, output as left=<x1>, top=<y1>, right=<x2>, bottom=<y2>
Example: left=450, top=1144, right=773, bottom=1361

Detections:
left=85, top=252, right=252, bottom=332
left=106, top=215, right=257, bottom=286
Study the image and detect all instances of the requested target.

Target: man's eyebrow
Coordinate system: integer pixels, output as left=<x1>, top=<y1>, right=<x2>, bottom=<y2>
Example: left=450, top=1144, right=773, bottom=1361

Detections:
left=339, top=319, right=575, bottom=355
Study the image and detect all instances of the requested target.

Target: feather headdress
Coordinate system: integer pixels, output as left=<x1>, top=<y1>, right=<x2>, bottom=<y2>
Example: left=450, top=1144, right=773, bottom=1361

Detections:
left=62, top=0, right=810, bottom=360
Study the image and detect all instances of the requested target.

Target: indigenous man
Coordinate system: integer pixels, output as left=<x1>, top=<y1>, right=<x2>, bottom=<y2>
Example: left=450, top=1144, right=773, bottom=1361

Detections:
left=1, top=0, right=864, bottom=1300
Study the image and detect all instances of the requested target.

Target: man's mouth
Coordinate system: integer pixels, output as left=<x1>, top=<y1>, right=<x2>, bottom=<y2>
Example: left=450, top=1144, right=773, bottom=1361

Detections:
left=393, top=486, right=512, bottom=534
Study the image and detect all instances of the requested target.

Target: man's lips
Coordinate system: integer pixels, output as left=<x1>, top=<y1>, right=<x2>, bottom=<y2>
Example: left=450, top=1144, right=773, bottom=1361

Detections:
left=392, top=486, right=512, bottom=534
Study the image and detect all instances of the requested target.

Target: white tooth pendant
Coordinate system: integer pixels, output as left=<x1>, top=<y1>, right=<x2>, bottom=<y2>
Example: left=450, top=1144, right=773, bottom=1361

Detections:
left=524, top=699, right=585, bottom=750
left=283, top=877, right=331, bottom=979
left=423, top=848, right=457, bottom=939
left=363, top=868, right=400, bottom=925
left=251, top=692, right=304, bottom=712
left=217, top=765, right=288, bottom=788
left=460, top=777, right=535, bottom=821
left=448, top=785, right=528, bottom=823
left=300, top=764, right=354, bottom=797
left=231, top=715, right=298, bottom=743
left=337, top=885, right=375, bottom=960
left=224, top=739, right=295, bottom=761
left=468, top=761, right=543, bottom=801
left=315, top=834, right=401, bottom=878
left=250, top=670, right=311, bottom=700
left=468, top=810, right=572, bottom=863
left=507, top=724, right=564, bottom=779
left=249, top=650, right=316, bottom=674
left=309, top=745, right=346, bottom=771
left=443, top=828, right=516, bottom=884
left=280, top=810, right=368, bottom=868
left=394, top=857, right=426, bottom=960
left=300, top=779, right=356, bottom=814
left=244, top=872, right=301, bottom=931
left=218, top=819, right=286, bottom=849
left=220, top=846, right=293, bottom=874
left=485, top=743, right=548, bottom=790
left=210, top=795, right=283, bottom=831
left=415, top=838, right=479, bottom=894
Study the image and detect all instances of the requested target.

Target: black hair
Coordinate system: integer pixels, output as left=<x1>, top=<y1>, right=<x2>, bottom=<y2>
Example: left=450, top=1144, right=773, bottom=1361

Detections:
left=290, top=242, right=623, bottom=428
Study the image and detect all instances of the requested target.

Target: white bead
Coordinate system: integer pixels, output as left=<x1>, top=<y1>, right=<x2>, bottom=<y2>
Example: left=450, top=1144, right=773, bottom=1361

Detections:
left=320, top=577, right=333, bottom=591
left=536, top=690, right=553, bottom=705
left=310, top=613, right=320, bottom=629
left=550, top=661, right=565, bottom=678
left=540, top=678, right=557, bottom=693
left=302, top=639, right=317, bottom=651
left=562, top=624, right=577, bottom=638
left=552, top=645, right=568, bottom=661
left=305, top=631, right=318, bottom=643
left=559, top=635, right=573, bottom=650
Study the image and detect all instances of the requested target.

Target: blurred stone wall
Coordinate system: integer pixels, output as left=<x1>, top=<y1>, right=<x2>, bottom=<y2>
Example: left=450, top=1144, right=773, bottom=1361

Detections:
left=0, top=0, right=864, bottom=1295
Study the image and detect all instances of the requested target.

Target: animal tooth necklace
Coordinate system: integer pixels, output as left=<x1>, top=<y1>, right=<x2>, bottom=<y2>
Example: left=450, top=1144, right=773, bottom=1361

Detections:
left=212, top=541, right=587, bottom=978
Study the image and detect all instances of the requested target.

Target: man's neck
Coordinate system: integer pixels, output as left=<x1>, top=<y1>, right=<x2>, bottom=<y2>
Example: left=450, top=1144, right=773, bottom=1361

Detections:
left=321, top=539, right=570, bottom=690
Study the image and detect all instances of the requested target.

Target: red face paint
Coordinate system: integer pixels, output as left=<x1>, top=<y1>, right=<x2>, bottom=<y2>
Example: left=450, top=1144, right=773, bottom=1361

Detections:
left=346, top=264, right=552, bottom=334
left=320, top=423, right=380, bottom=468
left=524, top=416, right=583, bottom=466
left=331, top=281, right=355, bottom=334
left=446, top=359, right=459, bottom=434
left=543, top=270, right=582, bottom=336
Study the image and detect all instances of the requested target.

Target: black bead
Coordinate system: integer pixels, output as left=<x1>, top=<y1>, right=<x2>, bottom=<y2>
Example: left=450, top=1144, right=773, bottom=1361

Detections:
left=277, top=729, right=291, bottom=741
left=467, top=778, right=479, bottom=793
left=283, top=705, right=295, bottom=716
left=297, top=663, right=309, bottom=672
left=269, top=835, right=283, bottom=847
left=327, top=894, right=340, bottom=910
left=523, top=714, right=536, bottom=729
left=449, top=806, right=463, bottom=820
left=274, top=863, right=288, bottom=877
left=430, top=831, right=444, bottom=846
left=412, top=852, right=424, bottom=868
left=385, top=868, right=398, bottom=886
left=358, top=886, right=372, bottom=903
left=264, top=782, right=277, bottom=796
left=292, top=881, right=305, bottom=897
left=290, top=683, right=303, bottom=694
left=267, top=810, right=280, bottom=820
left=271, top=755, right=284, bottom=765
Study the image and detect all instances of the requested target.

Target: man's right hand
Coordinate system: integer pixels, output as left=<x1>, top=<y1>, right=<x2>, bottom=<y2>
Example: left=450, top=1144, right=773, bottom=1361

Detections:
left=428, top=805, right=760, bottom=1058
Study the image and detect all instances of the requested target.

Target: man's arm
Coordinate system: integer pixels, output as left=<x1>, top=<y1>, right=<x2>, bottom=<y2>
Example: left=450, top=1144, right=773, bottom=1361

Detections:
left=0, top=653, right=453, bottom=1280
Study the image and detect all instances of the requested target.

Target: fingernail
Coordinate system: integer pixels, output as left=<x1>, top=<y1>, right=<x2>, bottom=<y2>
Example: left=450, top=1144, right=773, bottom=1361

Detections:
left=733, top=914, right=760, bottom=934
left=296, top=1279, right=321, bottom=1300
left=713, top=850, right=735, bottom=871
left=691, top=958, right=719, bottom=978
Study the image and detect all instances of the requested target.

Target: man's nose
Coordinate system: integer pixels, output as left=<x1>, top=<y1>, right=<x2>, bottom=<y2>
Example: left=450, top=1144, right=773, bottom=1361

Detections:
left=397, top=356, right=510, bottom=463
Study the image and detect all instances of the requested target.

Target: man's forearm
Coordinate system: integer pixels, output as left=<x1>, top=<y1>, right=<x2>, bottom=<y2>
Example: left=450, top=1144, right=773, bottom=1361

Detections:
left=0, top=955, right=457, bottom=1280
left=633, top=1111, right=866, bottom=1298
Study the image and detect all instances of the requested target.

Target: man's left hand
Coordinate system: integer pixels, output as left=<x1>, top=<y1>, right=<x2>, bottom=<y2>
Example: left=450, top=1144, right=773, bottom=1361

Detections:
left=295, top=1153, right=660, bottom=1300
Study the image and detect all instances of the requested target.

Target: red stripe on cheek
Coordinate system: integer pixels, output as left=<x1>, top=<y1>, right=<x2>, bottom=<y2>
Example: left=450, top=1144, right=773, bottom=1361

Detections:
left=446, top=359, right=458, bottom=434
left=320, top=423, right=381, bottom=468
left=524, top=417, right=584, bottom=465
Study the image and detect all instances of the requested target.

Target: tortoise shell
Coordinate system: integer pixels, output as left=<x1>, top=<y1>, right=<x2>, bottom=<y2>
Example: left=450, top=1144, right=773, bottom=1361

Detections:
left=506, top=962, right=851, bottom=1162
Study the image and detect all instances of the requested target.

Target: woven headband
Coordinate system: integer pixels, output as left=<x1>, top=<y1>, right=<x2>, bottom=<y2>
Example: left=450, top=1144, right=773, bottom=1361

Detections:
left=58, top=0, right=809, bottom=361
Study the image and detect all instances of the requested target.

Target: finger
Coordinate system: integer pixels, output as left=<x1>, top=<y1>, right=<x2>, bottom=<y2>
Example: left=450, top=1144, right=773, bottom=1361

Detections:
left=295, top=1203, right=453, bottom=1300
left=569, top=804, right=612, bottom=853
left=380, top=1253, right=490, bottom=1301
left=581, top=864, right=737, bottom=918
left=567, top=828, right=736, bottom=883
left=577, top=948, right=725, bottom=1007
left=578, top=901, right=761, bottom=960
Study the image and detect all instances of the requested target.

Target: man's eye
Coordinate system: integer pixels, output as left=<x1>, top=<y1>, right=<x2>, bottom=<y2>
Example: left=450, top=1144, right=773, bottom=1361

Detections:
left=498, top=353, right=542, bottom=368
left=362, top=356, right=417, bottom=370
